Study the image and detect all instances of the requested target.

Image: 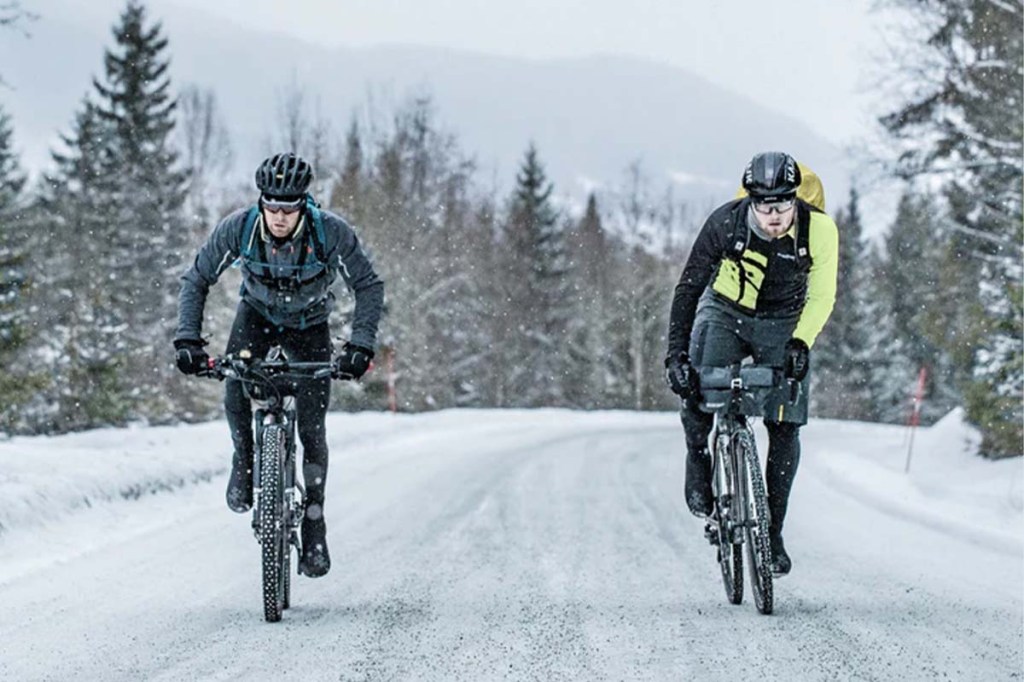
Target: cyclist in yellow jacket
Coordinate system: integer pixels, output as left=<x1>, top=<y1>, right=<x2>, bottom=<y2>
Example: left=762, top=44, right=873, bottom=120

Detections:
left=665, top=151, right=838, bottom=575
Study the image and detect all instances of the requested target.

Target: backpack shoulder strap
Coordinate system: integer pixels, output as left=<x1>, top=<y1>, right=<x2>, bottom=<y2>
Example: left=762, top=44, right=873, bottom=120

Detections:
left=726, top=200, right=750, bottom=258
left=796, top=203, right=813, bottom=266
left=305, top=196, right=328, bottom=263
left=240, top=205, right=261, bottom=260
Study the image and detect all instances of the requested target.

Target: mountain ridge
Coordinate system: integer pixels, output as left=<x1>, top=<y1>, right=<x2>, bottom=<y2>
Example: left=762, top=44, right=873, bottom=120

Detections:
left=3, top=0, right=849, bottom=209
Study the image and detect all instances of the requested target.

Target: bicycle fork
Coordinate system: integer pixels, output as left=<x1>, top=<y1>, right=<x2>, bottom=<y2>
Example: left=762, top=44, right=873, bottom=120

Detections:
left=710, top=421, right=748, bottom=546
left=249, top=408, right=305, bottom=547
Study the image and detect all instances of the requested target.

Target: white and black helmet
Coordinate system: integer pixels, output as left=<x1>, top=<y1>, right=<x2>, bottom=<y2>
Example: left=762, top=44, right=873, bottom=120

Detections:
left=742, top=151, right=801, bottom=200
left=255, top=152, right=313, bottom=197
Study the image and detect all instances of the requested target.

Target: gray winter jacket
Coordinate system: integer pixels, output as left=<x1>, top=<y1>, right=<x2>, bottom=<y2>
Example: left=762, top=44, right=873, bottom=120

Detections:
left=175, top=205, right=384, bottom=350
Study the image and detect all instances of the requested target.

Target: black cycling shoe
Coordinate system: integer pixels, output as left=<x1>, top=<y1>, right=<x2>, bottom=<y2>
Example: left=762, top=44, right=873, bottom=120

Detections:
left=684, top=455, right=713, bottom=517
left=299, top=515, right=331, bottom=578
left=225, top=454, right=253, bottom=513
left=770, top=533, right=792, bottom=576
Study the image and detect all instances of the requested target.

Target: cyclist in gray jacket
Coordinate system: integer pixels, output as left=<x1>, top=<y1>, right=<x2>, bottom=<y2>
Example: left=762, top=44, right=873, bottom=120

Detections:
left=174, top=152, right=384, bottom=578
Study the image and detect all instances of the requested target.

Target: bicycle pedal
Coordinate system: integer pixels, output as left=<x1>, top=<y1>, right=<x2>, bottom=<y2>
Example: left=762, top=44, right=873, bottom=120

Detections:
left=704, top=523, right=720, bottom=546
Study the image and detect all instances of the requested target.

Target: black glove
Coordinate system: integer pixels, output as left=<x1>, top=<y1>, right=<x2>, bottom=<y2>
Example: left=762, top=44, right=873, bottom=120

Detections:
left=784, top=338, right=810, bottom=381
left=174, top=338, right=209, bottom=375
left=334, top=343, right=374, bottom=380
left=665, top=352, right=699, bottom=399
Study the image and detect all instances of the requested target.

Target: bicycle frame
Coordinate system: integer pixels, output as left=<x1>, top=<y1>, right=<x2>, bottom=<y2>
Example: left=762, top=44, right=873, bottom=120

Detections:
left=710, top=406, right=751, bottom=545
left=700, top=365, right=779, bottom=615
left=202, top=345, right=340, bottom=621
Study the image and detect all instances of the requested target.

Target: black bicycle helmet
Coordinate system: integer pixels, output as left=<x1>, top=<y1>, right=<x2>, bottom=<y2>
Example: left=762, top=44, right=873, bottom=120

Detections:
left=255, top=152, right=314, bottom=197
left=741, top=151, right=801, bottom=200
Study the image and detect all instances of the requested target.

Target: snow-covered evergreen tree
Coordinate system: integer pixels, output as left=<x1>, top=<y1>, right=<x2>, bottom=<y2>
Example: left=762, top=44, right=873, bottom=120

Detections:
left=332, top=118, right=364, bottom=221
left=564, top=193, right=613, bottom=408
left=811, top=188, right=875, bottom=420
left=0, top=104, right=36, bottom=431
left=878, top=0, right=1022, bottom=455
left=38, top=100, right=133, bottom=430
left=92, top=0, right=189, bottom=419
left=868, top=191, right=962, bottom=424
left=498, top=144, right=572, bottom=407
left=33, top=1, right=188, bottom=430
left=863, top=244, right=919, bottom=424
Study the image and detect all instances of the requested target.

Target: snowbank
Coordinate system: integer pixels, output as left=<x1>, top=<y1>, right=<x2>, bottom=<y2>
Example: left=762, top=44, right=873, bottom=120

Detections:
left=803, top=408, right=1023, bottom=554
left=0, top=408, right=1019, bottom=556
left=0, top=421, right=229, bottom=538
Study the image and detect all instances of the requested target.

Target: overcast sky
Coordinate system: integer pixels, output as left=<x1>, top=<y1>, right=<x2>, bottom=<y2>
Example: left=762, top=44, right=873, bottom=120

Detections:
left=161, top=0, right=885, bottom=147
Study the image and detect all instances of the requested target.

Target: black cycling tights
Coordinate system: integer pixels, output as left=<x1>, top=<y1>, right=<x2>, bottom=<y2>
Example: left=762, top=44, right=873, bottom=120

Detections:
left=764, top=420, right=800, bottom=537
left=223, top=302, right=332, bottom=511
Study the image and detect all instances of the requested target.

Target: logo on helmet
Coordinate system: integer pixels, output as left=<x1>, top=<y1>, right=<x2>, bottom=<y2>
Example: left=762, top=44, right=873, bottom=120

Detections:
left=742, top=151, right=800, bottom=200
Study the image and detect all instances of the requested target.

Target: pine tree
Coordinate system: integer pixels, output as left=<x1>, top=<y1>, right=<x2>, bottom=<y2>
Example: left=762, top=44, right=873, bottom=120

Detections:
left=38, top=100, right=131, bottom=430
left=811, top=188, right=875, bottom=420
left=878, top=0, right=1023, bottom=455
left=36, top=1, right=188, bottom=430
left=868, top=191, right=963, bottom=424
left=498, top=144, right=571, bottom=407
left=564, top=193, right=612, bottom=407
left=332, top=118, right=364, bottom=220
left=0, top=104, right=36, bottom=431
left=862, top=244, right=917, bottom=424
left=92, top=1, right=188, bottom=420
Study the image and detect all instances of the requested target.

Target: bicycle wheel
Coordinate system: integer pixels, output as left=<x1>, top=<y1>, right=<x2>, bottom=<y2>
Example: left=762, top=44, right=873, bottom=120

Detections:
left=737, top=428, right=774, bottom=615
left=258, top=424, right=287, bottom=623
left=712, top=433, right=743, bottom=605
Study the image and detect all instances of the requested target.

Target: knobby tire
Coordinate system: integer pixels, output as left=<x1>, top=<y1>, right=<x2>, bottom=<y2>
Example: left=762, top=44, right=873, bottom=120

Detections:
left=259, top=424, right=287, bottom=623
left=737, top=428, right=774, bottom=615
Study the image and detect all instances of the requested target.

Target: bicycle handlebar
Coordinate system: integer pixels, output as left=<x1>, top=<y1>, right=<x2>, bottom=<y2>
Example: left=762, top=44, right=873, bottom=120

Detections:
left=199, top=355, right=350, bottom=382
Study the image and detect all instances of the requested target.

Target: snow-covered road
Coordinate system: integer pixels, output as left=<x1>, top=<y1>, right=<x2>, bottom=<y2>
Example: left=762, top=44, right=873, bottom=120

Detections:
left=1, top=410, right=1021, bottom=680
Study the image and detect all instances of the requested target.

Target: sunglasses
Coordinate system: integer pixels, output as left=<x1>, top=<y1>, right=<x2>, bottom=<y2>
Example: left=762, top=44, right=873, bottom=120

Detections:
left=752, top=198, right=796, bottom=215
left=260, top=196, right=304, bottom=215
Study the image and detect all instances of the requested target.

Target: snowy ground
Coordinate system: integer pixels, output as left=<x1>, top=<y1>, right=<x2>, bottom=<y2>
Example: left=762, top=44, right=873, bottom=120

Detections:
left=0, top=408, right=1020, bottom=681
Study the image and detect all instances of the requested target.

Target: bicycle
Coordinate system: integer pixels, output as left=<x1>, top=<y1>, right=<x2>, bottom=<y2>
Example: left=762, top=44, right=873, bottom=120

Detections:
left=201, top=345, right=347, bottom=622
left=698, top=364, right=795, bottom=616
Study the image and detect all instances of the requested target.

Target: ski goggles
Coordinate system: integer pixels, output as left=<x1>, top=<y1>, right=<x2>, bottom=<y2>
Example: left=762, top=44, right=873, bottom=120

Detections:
left=260, top=195, right=304, bottom=214
left=751, top=197, right=796, bottom=215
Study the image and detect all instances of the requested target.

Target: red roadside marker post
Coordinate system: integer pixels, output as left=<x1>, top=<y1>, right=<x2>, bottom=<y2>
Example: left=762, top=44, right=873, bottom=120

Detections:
left=904, top=366, right=928, bottom=473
